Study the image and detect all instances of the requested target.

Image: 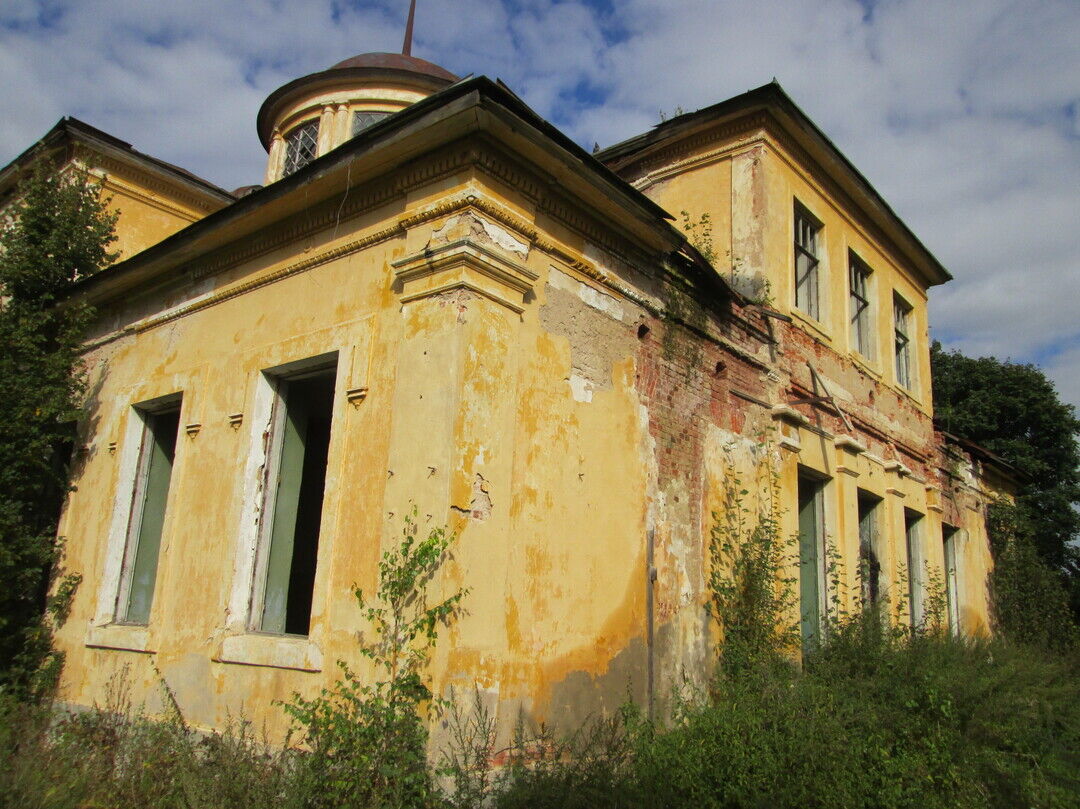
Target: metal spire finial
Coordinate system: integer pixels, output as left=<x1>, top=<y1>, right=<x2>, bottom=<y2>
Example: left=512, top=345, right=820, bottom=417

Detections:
left=402, top=0, right=417, bottom=56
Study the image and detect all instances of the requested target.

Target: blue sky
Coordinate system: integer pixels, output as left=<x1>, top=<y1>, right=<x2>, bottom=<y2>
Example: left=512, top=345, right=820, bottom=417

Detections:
left=1, top=0, right=1078, bottom=411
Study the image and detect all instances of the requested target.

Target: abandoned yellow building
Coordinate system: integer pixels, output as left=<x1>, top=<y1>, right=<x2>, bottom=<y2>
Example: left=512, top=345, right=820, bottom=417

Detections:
left=3, top=46, right=1014, bottom=736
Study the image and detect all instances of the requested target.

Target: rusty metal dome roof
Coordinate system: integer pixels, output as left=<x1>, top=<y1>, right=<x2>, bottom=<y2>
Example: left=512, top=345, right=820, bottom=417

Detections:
left=328, top=52, right=457, bottom=82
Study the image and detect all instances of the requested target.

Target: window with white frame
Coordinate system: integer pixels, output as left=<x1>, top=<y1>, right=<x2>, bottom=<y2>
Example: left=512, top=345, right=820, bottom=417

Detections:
left=794, top=203, right=822, bottom=321
left=116, top=397, right=182, bottom=624
left=250, top=356, right=337, bottom=635
left=849, top=252, right=873, bottom=359
left=282, top=119, right=320, bottom=177
left=352, top=110, right=392, bottom=136
left=894, top=294, right=914, bottom=389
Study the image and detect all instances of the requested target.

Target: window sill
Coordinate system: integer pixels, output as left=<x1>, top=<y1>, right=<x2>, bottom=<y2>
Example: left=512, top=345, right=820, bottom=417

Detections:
left=789, top=308, right=832, bottom=343
left=214, top=633, right=323, bottom=673
left=850, top=353, right=881, bottom=380
left=894, top=382, right=926, bottom=410
left=85, top=623, right=155, bottom=654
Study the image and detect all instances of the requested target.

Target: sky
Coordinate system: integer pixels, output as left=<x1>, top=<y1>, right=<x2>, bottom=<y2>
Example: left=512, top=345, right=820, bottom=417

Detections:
left=1, top=0, right=1078, bottom=411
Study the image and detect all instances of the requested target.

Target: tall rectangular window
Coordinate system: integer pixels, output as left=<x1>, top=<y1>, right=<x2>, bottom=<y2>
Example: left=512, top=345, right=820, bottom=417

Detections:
left=904, top=509, right=925, bottom=627
left=251, top=358, right=337, bottom=636
left=849, top=253, right=873, bottom=358
left=283, top=119, right=320, bottom=177
left=942, top=525, right=961, bottom=635
left=894, top=294, right=913, bottom=389
left=794, top=204, right=822, bottom=321
left=117, top=400, right=181, bottom=624
left=857, top=491, right=883, bottom=608
left=798, top=472, right=827, bottom=652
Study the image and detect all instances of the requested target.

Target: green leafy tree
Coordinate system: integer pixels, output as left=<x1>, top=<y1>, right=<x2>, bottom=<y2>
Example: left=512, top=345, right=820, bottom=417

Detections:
left=931, top=342, right=1080, bottom=621
left=0, top=165, right=117, bottom=698
left=986, top=501, right=1078, bottom=651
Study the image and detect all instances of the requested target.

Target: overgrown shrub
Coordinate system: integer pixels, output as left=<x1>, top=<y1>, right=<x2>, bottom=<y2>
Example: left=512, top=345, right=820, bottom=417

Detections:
left=4, top=475, right=1079, bottom=807
left=705, top=447, right=797, bottom=674
left=473, top=450, right=1080, bottom=809
left=631, top=619, right=1080, bottom=809
left=0, top=675, right=293, bottom=809
left=282, top=510, right=467, bottom=809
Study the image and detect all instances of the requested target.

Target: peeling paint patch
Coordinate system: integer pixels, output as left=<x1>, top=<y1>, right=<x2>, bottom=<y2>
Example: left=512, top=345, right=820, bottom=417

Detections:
left=432, top=288, right=481, bottom=324
left=539, top=280, right=634, bottom=397
left=548, top=267, right=626, bottom=322
left=428, top=212, right=529, bottom=260
left=568, top=374, right=594, bottom=402
left=452, top=473, right=493, bottom=520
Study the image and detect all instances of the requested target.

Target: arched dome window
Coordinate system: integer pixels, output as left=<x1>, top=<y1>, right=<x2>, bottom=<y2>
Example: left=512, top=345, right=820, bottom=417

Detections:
left=282, top=120, right=320, bottom=177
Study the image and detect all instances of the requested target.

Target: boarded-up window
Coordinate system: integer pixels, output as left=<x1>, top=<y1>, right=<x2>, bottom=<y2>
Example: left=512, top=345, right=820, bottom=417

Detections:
left=117, top=399, right=181, bottom=624
left=252, top=359, right=336, bottom=635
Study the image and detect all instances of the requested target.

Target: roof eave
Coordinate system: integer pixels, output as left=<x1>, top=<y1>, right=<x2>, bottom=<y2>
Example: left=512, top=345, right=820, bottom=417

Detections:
left=598, top=83, right=953, bottom=289
left=0, top=117, right=235, bottom=205
left=75, top=77, right=713, bottom=307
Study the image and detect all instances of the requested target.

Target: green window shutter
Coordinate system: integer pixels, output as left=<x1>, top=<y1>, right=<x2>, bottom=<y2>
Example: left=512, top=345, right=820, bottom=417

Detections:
left=798, top=476, right=823, bottom=652
left=123, top=407, right=180, bottom=624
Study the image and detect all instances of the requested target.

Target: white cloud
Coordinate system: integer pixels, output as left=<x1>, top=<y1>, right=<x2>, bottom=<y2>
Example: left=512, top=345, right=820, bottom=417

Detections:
left=0, top=0, right=1077, bottom=408
left=1045, top=343, right=1080, bottom=416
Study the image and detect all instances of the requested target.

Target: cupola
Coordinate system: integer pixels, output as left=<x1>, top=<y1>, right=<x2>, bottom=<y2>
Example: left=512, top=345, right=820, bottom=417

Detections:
left=257, top=5, right=457, bottom=184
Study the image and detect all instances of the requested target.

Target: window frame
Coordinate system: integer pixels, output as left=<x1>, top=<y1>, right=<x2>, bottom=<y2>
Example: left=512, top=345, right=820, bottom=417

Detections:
left=352, top=110, right=392, bottom=136
left=282, top=119, right=320, bottom=177
left=248, top=353, right=338, bottom=637
left=893, top=293, right=914, bottom=389
left=856, top=490, right=884, bottom=609
left=797, top=469, right=830, bottom=653
left=904, top=508, right=925, bottom=628
left=115, top=395, right=182, bottom=626
left=848, top=252, right=874, bottom=360
left=942, top=524, right=962, bottom=635
left=793, top=203, right=823, bottom=322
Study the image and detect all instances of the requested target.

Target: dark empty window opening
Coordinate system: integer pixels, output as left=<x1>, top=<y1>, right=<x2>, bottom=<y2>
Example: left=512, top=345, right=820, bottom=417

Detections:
left=118, top=400, right=181, bottom=624
left=256, top=363, right=336, bottom=635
